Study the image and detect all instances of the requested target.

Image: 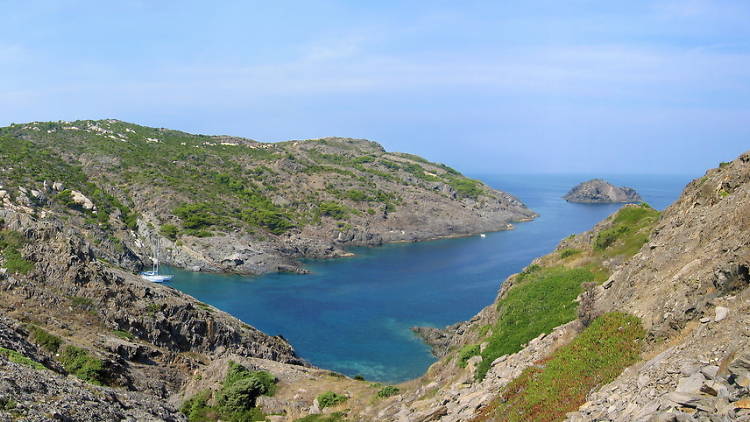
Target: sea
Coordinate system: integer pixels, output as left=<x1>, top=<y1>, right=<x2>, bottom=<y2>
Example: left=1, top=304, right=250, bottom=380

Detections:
left=168, top=174, right=695, bottom=383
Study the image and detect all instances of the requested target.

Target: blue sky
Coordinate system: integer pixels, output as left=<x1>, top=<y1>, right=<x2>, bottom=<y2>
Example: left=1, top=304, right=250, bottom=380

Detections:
left=2, top=1, right=749, bottom=174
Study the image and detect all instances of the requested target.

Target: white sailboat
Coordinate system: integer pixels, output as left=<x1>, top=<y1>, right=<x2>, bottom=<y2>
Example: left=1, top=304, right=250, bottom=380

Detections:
left=140, top=240, right=173, bottom=283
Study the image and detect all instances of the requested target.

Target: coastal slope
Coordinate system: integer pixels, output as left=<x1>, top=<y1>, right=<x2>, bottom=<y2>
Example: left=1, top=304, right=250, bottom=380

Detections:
left=0, top=120, right=536, bottom=275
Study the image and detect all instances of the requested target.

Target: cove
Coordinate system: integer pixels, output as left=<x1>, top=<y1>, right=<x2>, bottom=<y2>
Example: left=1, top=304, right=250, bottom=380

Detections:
left=169, top=174, right=692, bottom=383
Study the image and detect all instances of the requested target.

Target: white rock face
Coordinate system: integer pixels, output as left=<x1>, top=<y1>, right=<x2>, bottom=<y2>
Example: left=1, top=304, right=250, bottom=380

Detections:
left=52, top=182, right=64, bottom=191
left=70, top=190, right=96, bottom=210
left=715, top=306, right=729, bottom=322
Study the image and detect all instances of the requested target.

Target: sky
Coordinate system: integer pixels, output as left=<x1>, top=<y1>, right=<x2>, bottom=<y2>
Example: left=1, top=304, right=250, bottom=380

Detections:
left=2, top=1, right=749, bottom=174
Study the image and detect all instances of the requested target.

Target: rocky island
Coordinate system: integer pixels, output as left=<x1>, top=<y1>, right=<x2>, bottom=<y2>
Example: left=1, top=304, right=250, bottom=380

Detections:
left=563, top=178, right=642, bottom=203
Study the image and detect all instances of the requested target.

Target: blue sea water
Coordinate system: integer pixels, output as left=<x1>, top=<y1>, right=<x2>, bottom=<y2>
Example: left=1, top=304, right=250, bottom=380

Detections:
left=168, top=174, right=694, bottom=383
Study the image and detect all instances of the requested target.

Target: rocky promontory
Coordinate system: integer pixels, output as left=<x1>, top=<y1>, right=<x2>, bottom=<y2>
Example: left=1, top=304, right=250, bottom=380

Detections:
left=563, top=178, right=642, bottom=203
left=0, top=120, right=536, bottom=276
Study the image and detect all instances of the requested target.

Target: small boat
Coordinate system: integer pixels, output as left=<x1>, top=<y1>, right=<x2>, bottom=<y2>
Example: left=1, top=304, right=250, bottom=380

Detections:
left=140, top=240, right=173, bottom=282
left=480, top=233, right=486, bottom=238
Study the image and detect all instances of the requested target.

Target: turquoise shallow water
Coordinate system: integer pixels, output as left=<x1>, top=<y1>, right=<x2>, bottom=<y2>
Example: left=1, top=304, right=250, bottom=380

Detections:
left=168, top=174, right=694, bottom=383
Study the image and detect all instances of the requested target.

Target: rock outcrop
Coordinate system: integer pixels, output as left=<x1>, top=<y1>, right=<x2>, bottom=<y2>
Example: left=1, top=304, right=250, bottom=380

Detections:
left=564, top=178, right=642, bottom=203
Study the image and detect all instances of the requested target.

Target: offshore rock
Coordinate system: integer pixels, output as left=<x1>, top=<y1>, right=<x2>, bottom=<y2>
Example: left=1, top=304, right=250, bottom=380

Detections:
left=563, top=179, right=642, bottom=203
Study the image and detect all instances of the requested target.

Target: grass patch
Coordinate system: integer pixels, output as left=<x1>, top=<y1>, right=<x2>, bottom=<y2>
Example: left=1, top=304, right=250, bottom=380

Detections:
left=69, top=296, right=96, bottom=312
left=475, top=266, right=594, bottom=380
left=113, top=330, right=135, bottom=340
left=490, top=312, right=644, bottom=422
left=593, top=204, right=660, bottom=257
left=28, top=326, right=62, bottom=353
left=457, top=344, right=481, bottom=368
left=0, top=229, right=33, bottom=274
left=0, top=347, right=46, bottom=370
left=317, top=391, right=348, bottom=409
left=180, top=361, right=276, bottom=422
left=59, top=345, right=106, bottom=385
left=558, top=248, right=581, bottom=259
left=196, top=302, right=214, bottom=313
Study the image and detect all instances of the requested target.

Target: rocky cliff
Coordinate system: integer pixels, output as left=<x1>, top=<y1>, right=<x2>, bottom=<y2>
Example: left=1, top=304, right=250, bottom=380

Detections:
left=564, top=178, right=642, bottom=203
left=0, top=120, right=536, bottom=275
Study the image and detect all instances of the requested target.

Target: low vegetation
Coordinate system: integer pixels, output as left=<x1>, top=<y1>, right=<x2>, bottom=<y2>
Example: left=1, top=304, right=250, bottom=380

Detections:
left=376, top=385, right=400, bottom=398
left=0, top=347, right=46, bottom=370
left=593, top=203, right=659, bottom=257
left=475, top=266, right=594, bottom=380
left=487, top=312, right=644, bottom=422
left=180, top=361, right=276, bottom=422
left=59, top=345, right=107, bottom=385
left=294, top=413, right=349, bottom=422
left=457, top=344, right=481, bottom=368
left=316, top=391, right=348, bottom=409
left=28, top=326, right=62, bottom=353
left=0, top=229, right=34, bottom=274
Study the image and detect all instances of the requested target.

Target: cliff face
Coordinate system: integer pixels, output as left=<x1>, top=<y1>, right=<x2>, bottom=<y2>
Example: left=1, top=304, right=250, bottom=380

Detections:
left=0, top=120, right=536, bottom=275
left=564, top=178, right=642, bottom=203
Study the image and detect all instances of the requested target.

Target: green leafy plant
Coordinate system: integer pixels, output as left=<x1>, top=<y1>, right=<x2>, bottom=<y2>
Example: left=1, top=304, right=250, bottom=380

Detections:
left=317, top=391, right=348, bottom=409
left=376, top=385, right=400, bottom=398
left=457, top=344, right=481, bottom=368
left=28, top=326, right=62, bottom=353
left=58, top=345, right=106, bottom=385
left=0, top=347, right=46, bottom=370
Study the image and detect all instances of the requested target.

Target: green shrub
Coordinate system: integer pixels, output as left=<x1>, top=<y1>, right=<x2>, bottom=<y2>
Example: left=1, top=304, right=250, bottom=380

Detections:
left=491, top=313, right=644, bottom=422
left=476, top=266, right=593, bottom=380
left=457, top=344, right=481, bottom=368
left=59, top=345, right=106, bottom=385
left=180, top=362, right=275, bottom=422
left=160, top=224, right=179, bottom=240
left=318, top=201, right=348, bottom=220
left=317, top=391, right=348, bottom=409
left=180, top=390, right=216, bottom=422
left=376, top=385, right=400, bottom=398
left=558, top=248, right=581, bottom=259
left=174, top=203, right=223, bottom=230
left=0, top=230, right=34, bottom=274
left=29, top=326, right=62, bottom=353
left=446, top=176, right=484, bottom=199
left=0, top=347, right=45, bottom=370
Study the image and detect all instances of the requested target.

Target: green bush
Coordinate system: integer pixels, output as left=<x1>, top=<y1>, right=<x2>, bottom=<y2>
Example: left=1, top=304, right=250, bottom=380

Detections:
left=180, top=362, right=275, bottom=422
left=29, top=326, right=62, bottom=353
left=317, top=391, right=348, bottom=409
left=160, top=224, right=179, bottom=240
left=558, top=248, right=581, bottom=259
left=180, top=390, right=216, bottom=422
left=457, top=344, right=481, bottom=368
left=70, top=296, right=95, bottom=311
left=446, top=176, right=484, bottom=199
left=376, top=385, right=400, bottom=398
left=59, top=345, right=106, bottom=385
left=0, top=230, right=34, bottom=274
left=318, top=202, right=348, bottom=220
left=174, top=203, right=223, bottom=230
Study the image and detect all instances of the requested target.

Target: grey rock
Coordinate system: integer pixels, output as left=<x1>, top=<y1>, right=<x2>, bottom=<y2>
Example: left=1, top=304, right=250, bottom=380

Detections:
left=563, top=179, right=642, bottom=204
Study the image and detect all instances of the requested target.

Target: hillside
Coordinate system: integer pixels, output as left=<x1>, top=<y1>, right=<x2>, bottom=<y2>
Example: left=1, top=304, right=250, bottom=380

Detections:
left=0, top=119, right=535, bottom=275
